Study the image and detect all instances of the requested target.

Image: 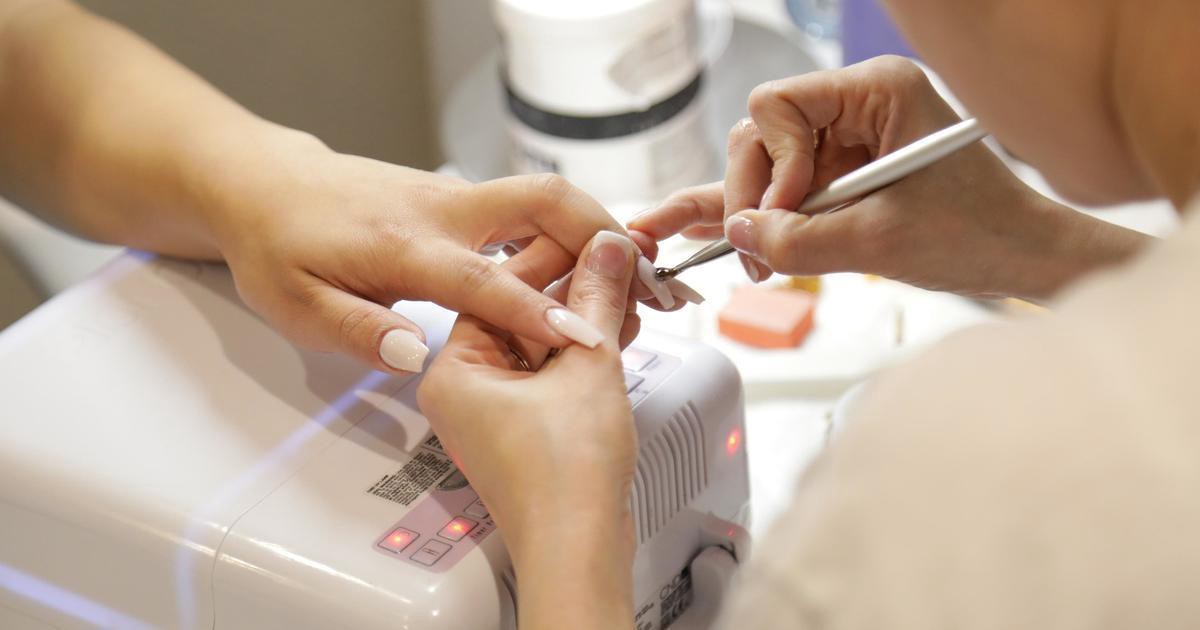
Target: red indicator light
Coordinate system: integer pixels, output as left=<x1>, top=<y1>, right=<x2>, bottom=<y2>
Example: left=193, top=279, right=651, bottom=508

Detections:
left=725, top=429, right=742, bottom=455
left=379, top=527, right=418, bottom=553
left=437, top=517, right=478, bottom=542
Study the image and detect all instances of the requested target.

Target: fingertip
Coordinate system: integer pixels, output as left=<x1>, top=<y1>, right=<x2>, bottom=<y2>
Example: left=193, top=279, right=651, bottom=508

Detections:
left=628, top=230, right=658, bottom=262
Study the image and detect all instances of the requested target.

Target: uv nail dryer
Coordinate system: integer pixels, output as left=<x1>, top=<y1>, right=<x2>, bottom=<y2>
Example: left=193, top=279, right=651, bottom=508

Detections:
left=0, top=254, right=751, bottom=630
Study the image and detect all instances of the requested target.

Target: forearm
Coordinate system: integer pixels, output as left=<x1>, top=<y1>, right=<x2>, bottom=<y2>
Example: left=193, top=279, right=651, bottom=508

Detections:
left=0, top=0, right=324, bottom=259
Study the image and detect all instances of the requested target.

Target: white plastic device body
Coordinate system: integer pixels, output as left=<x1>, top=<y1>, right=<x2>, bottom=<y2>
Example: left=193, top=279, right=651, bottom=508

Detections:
left=0, top=254, right=750, bottom=629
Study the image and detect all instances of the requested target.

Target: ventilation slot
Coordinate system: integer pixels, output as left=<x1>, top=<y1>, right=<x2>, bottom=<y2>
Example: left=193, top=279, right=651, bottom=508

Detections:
left=629, top=401, right=708, bottom=545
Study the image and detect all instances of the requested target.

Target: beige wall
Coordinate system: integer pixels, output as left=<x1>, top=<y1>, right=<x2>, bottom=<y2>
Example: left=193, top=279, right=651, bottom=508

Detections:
left=1, top=1, right=465, bottom=328
left=78, top=0, right=442, bottom=168
left=422, top=0, right=497, bottom=116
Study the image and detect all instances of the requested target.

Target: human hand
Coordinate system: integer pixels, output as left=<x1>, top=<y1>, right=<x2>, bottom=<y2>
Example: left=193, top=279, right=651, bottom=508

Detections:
left=630, top=56, right=1147, bottom=300
left=418, top=230, right=639, bottom=629
left=204, top=140, right=670, bottom=374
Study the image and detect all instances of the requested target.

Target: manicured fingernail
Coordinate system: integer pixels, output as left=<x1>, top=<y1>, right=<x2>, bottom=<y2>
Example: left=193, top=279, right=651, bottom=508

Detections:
left=379, top=329, right=429, bottom=372
left=739, top=255, right=761, bottom=283
left=546, top=307, right=604, bottom=348
left=666, top=278, right=705, bottom=304
left=636, top=256, right=675, bottom=309
left=725, top=215, right=759, bottom=257
left=587, top=230, right=633, bottom=278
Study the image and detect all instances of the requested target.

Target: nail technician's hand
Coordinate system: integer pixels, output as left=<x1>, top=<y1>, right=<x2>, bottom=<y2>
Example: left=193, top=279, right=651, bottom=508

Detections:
left=209, top=146, right=655, bottom=374
left=419, top=231, right=638, bottom=630
left=631, top=56, right=1148, bottom=300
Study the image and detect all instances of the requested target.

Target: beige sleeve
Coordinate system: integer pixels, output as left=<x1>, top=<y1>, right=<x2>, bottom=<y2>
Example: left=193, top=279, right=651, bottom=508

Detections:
left=716, top=214, right=1200, bottom=629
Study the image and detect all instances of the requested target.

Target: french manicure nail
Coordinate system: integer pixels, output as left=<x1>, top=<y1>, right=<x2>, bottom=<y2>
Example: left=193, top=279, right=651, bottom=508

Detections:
left=636, top=256, right=675, bottom=309
left=587, top=230, right=633, bottom=278
left=379, top=329, right=429, bottom=372
left=725, top=215, right=759, bottom=257
left=666, top=278, right=705, bottom=304
left=546, top=307, right=604, bottom=348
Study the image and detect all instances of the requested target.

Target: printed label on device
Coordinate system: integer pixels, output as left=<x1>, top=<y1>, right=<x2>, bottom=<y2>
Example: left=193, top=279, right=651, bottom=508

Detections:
left=634, top=565, right=695, bottom=630
left=371, top=434, right=498, bottom=573
left=371, top=347, right=681, bottom=573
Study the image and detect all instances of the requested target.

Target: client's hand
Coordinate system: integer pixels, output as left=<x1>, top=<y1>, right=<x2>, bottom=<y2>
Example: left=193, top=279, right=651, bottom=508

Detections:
left=418, top=230, right=638, bottom=630
left=631, top=56, right=1147, bottom=300
left=206, top=141, right=664, bottom=374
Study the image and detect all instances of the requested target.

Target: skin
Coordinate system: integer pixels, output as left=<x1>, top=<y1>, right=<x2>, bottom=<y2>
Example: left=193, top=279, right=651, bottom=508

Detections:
left=0, top=0, right=665, bottom=374
left=632, top=58, right=1150, bottom=299
left=423, top=0, right=1200, bottom=628
left=420, top=232, right=640, bottom=630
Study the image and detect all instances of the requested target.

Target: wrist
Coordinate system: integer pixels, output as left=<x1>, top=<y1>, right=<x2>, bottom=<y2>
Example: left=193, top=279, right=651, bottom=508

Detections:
left=1012, top=196, right=1151, bottom=300
left=177, top=118, right=332, bottom=261
left=507, top=502, right=635, bottom=630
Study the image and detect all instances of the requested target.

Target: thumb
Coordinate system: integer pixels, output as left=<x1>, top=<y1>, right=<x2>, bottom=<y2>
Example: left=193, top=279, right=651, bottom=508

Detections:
left=562, top=230, right=637, bottom=348
left=305, top=286, right=430, bottom=373
left=725, top=208, right=860, bottom=276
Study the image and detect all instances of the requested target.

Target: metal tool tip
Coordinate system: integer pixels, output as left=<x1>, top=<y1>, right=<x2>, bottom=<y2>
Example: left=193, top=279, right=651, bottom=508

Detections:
left=653, top=267, right=674, bottom=281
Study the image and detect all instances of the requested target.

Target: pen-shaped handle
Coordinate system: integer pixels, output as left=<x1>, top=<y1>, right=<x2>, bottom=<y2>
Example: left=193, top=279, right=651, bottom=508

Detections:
left=797, top=118, right=986, bottom=213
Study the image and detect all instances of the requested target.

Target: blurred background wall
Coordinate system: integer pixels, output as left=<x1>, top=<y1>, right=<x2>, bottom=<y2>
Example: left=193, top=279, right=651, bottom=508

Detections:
left=0, top=0, right=500, bottom=327
left=77, top=0, right=442, bottom=168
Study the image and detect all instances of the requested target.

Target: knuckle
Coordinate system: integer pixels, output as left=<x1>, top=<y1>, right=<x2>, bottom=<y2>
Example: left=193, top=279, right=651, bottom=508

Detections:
left=574, top=279, right=625, bottom=316
left=747, top=80, right=784, bottom=116
left=337, top=303, right=386, bottom=354
left=573, top=279, right=617, bottom=306
left=873, top=55, right=929, bottom=92
left=526, top=173, right=574, bottom=207
left=457, top=256, right=502, bottom=295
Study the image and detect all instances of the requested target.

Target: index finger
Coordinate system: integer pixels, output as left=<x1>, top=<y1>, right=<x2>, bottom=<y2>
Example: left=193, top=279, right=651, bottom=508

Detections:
left=465, top=174, right=624, bottom=254
left=627, top=181, right=725, bottom=241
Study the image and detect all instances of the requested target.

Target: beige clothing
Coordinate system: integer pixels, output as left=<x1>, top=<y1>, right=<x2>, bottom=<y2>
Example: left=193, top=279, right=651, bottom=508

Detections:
left=720, top=204, right=1200, bottom=629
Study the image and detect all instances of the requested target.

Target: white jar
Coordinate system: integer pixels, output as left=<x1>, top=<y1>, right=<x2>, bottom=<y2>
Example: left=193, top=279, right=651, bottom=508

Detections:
left=493, top=0, right=713, bottom=213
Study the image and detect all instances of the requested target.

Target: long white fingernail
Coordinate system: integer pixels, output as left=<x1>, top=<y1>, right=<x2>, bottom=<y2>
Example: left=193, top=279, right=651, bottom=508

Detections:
left=380, top=329, right=429, bottom=372
left=546, top=307, right=604, bottom=348
left=636, top=256, right=675, bottom=309
left=666, top=277, right=705, bottom=304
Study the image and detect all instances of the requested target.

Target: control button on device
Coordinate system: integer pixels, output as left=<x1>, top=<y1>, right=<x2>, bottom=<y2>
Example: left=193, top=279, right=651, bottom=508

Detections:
left=378, top=527, right=419, bottom=554
left=437, top=516, right=478, bottom=542
left=623, top=372, right=644, bottom=394
left=620, top=347, right=656, bottom=372
left=411, top=539, right=453, bottom=566
left=464, top=500, right=489, bottom=519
